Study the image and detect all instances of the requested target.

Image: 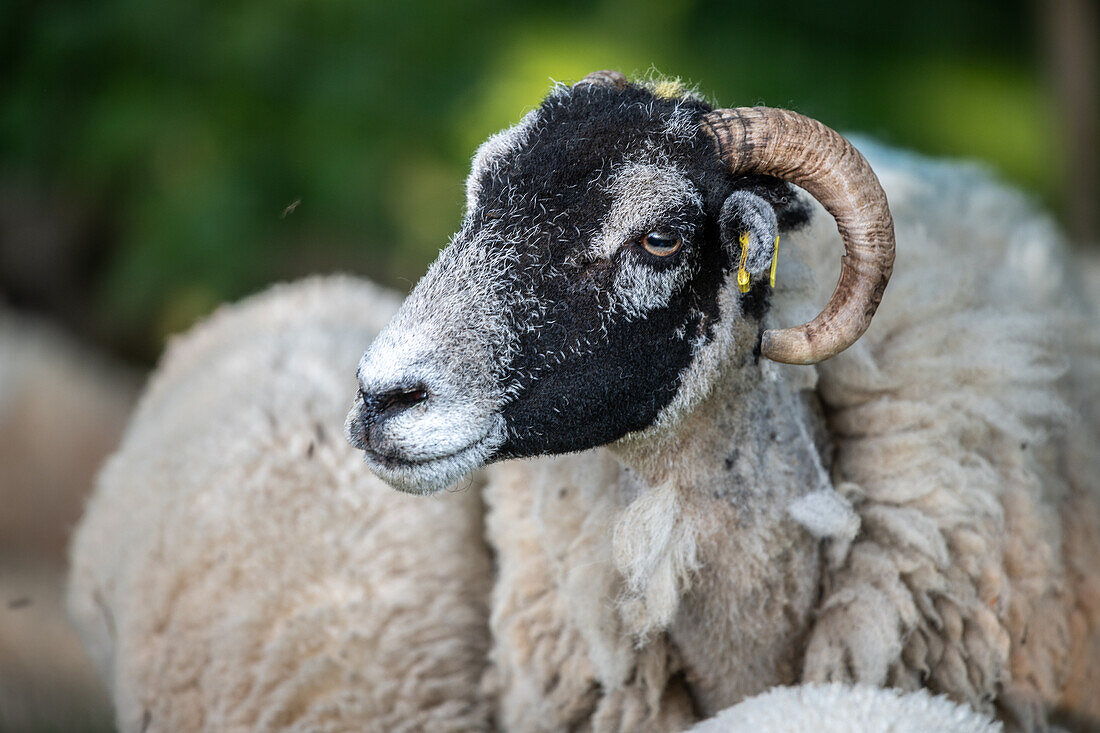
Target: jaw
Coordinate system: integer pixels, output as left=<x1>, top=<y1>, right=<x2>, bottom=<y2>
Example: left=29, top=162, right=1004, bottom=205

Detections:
left=615, top=283, right=759, bottom=447
left=609, top=315, right=768, bottom=486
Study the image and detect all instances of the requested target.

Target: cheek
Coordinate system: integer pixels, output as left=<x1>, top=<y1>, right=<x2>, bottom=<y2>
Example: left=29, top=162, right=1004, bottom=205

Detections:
left=496, top=286, right=701, bottom=459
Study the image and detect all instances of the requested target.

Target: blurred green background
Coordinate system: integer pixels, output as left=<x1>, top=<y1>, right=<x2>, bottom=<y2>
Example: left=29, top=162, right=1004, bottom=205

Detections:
left=0, top=3, right=1096, bottom=729
left=1, top=0, right=1095, bottom=364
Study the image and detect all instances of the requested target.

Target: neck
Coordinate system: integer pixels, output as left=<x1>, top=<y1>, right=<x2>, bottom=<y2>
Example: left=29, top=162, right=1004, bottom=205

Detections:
left=610, top=349, right=831, bottom=712
left=614, top=342, right=830, bottom=493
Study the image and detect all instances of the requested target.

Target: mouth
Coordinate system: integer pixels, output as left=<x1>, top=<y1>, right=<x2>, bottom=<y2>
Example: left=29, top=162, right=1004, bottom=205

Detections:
left=361, top=444, right=434, bottom=470
left=356, top=425, right=502, bottom=495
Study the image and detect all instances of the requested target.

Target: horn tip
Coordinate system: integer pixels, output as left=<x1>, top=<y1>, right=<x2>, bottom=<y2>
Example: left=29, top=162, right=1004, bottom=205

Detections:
left=761, top=328, right=833, bottom=366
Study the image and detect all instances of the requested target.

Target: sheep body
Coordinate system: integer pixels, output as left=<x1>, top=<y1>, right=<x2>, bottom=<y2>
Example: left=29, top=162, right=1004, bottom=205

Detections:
left=67, top=276, right=493, bottom=732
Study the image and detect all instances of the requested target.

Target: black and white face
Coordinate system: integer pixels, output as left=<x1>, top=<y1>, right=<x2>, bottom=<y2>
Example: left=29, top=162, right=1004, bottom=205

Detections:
left=346, top=79, right=808, bottom=493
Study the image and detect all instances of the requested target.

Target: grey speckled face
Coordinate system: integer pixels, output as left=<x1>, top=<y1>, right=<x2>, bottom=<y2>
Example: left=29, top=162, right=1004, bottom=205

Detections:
left=345, top=79, right=806, bottom=494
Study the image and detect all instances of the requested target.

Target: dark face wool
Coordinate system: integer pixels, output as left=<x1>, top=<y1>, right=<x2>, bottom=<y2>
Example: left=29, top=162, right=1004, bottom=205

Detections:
left=451, top=81, right=809, bottom=460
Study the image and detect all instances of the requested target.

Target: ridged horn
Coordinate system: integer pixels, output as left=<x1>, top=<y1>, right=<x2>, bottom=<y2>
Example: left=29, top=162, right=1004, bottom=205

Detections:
left=701, top=107, right=895, bottom=365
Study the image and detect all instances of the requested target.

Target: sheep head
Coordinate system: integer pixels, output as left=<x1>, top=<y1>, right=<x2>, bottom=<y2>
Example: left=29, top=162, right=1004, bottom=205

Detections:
left=346, top=71, right=894, bottom=494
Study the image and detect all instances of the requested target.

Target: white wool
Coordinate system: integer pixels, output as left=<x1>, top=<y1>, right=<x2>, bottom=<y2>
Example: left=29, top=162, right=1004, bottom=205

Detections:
left=787, top=489, right=859, bottom=541
left=68, top=276, right=494, bottom=732
left=613, top=480, right=699, bottom=637
left=483, top=453, right=699, bottom=731
left=786, top=142, right=1097, bottom=722
left=483, top=144, right=1100, bottom=730
left=687, top=683, right=1001, bottom=733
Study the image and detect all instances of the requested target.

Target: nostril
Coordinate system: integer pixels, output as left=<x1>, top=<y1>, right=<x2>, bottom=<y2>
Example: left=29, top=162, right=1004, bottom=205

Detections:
left=375, top=385, right=430, bottom=417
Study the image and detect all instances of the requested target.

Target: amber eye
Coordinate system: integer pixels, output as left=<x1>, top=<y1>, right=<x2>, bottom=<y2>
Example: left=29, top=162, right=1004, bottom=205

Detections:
left=641, top=231, right=682, bottom=257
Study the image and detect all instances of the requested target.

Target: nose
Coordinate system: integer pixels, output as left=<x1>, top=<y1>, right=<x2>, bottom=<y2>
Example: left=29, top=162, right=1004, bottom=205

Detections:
left=348, top=383, right=430, bottom=453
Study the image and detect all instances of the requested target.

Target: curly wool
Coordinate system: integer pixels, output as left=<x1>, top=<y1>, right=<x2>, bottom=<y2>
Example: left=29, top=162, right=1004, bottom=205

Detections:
left=798, top=141, right=1100, bottom=728
left=479, top=143, right=1100, bottom=731
left=687, top=683, right=1001, bottom=733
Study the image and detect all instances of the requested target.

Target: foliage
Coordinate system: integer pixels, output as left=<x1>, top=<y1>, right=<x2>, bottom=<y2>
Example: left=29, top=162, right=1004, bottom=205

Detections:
left=0, top=0, right=1048, bottom=359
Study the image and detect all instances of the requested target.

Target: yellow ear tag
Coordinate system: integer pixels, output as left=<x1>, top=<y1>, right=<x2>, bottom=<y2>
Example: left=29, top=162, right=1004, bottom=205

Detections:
left=737, top=231, right=751, bottom=293
left=769, top=235, right=779, bottom=288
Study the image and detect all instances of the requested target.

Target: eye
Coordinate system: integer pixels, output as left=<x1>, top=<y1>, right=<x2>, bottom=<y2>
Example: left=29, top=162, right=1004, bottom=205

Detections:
left=641, top=231, right=682, bottom=257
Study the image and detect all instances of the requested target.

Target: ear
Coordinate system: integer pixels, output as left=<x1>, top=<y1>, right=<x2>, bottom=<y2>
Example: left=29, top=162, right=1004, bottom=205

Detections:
left=718, top=191, right=779, bottom=279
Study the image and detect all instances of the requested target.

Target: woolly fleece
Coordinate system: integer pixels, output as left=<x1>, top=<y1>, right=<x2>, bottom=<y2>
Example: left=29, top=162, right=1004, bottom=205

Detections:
left=478, top=141, right=1100, bottom=731
left=688, top=683, right=1001, bottom=733
left=67, top=277, right=493, bottom=733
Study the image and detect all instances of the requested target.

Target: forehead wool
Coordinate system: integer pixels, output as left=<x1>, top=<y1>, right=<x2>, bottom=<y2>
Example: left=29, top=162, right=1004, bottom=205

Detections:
left=465, top=83, right=715, bottom=225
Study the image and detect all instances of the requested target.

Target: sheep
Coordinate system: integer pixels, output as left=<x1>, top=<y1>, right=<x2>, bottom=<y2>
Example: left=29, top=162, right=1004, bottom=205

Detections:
left=687, top=683, right=1001, bottom=733
left=346, top=71, right=1100, bottom=731
left=1, top=307, right=137, bottom=560
left=68, top=70, right=1098, bottom=733
left=67, top=277, right=494, bottom=732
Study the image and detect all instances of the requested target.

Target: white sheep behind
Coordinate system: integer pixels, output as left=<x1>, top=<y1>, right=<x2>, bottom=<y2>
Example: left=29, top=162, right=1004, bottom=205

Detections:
left=0, top=308, right=136, bottom=559
left=67, top=276, right=494, bottom=732
left=0, top=307, right=135, bottom=731
left=688, top=683, right=1001, bottom=733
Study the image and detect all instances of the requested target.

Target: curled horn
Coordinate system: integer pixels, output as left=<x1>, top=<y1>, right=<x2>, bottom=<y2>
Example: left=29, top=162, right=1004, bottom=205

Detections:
left=575, top=70, right=628, bottom=89
left=701, top=108, right=895, bottom=365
